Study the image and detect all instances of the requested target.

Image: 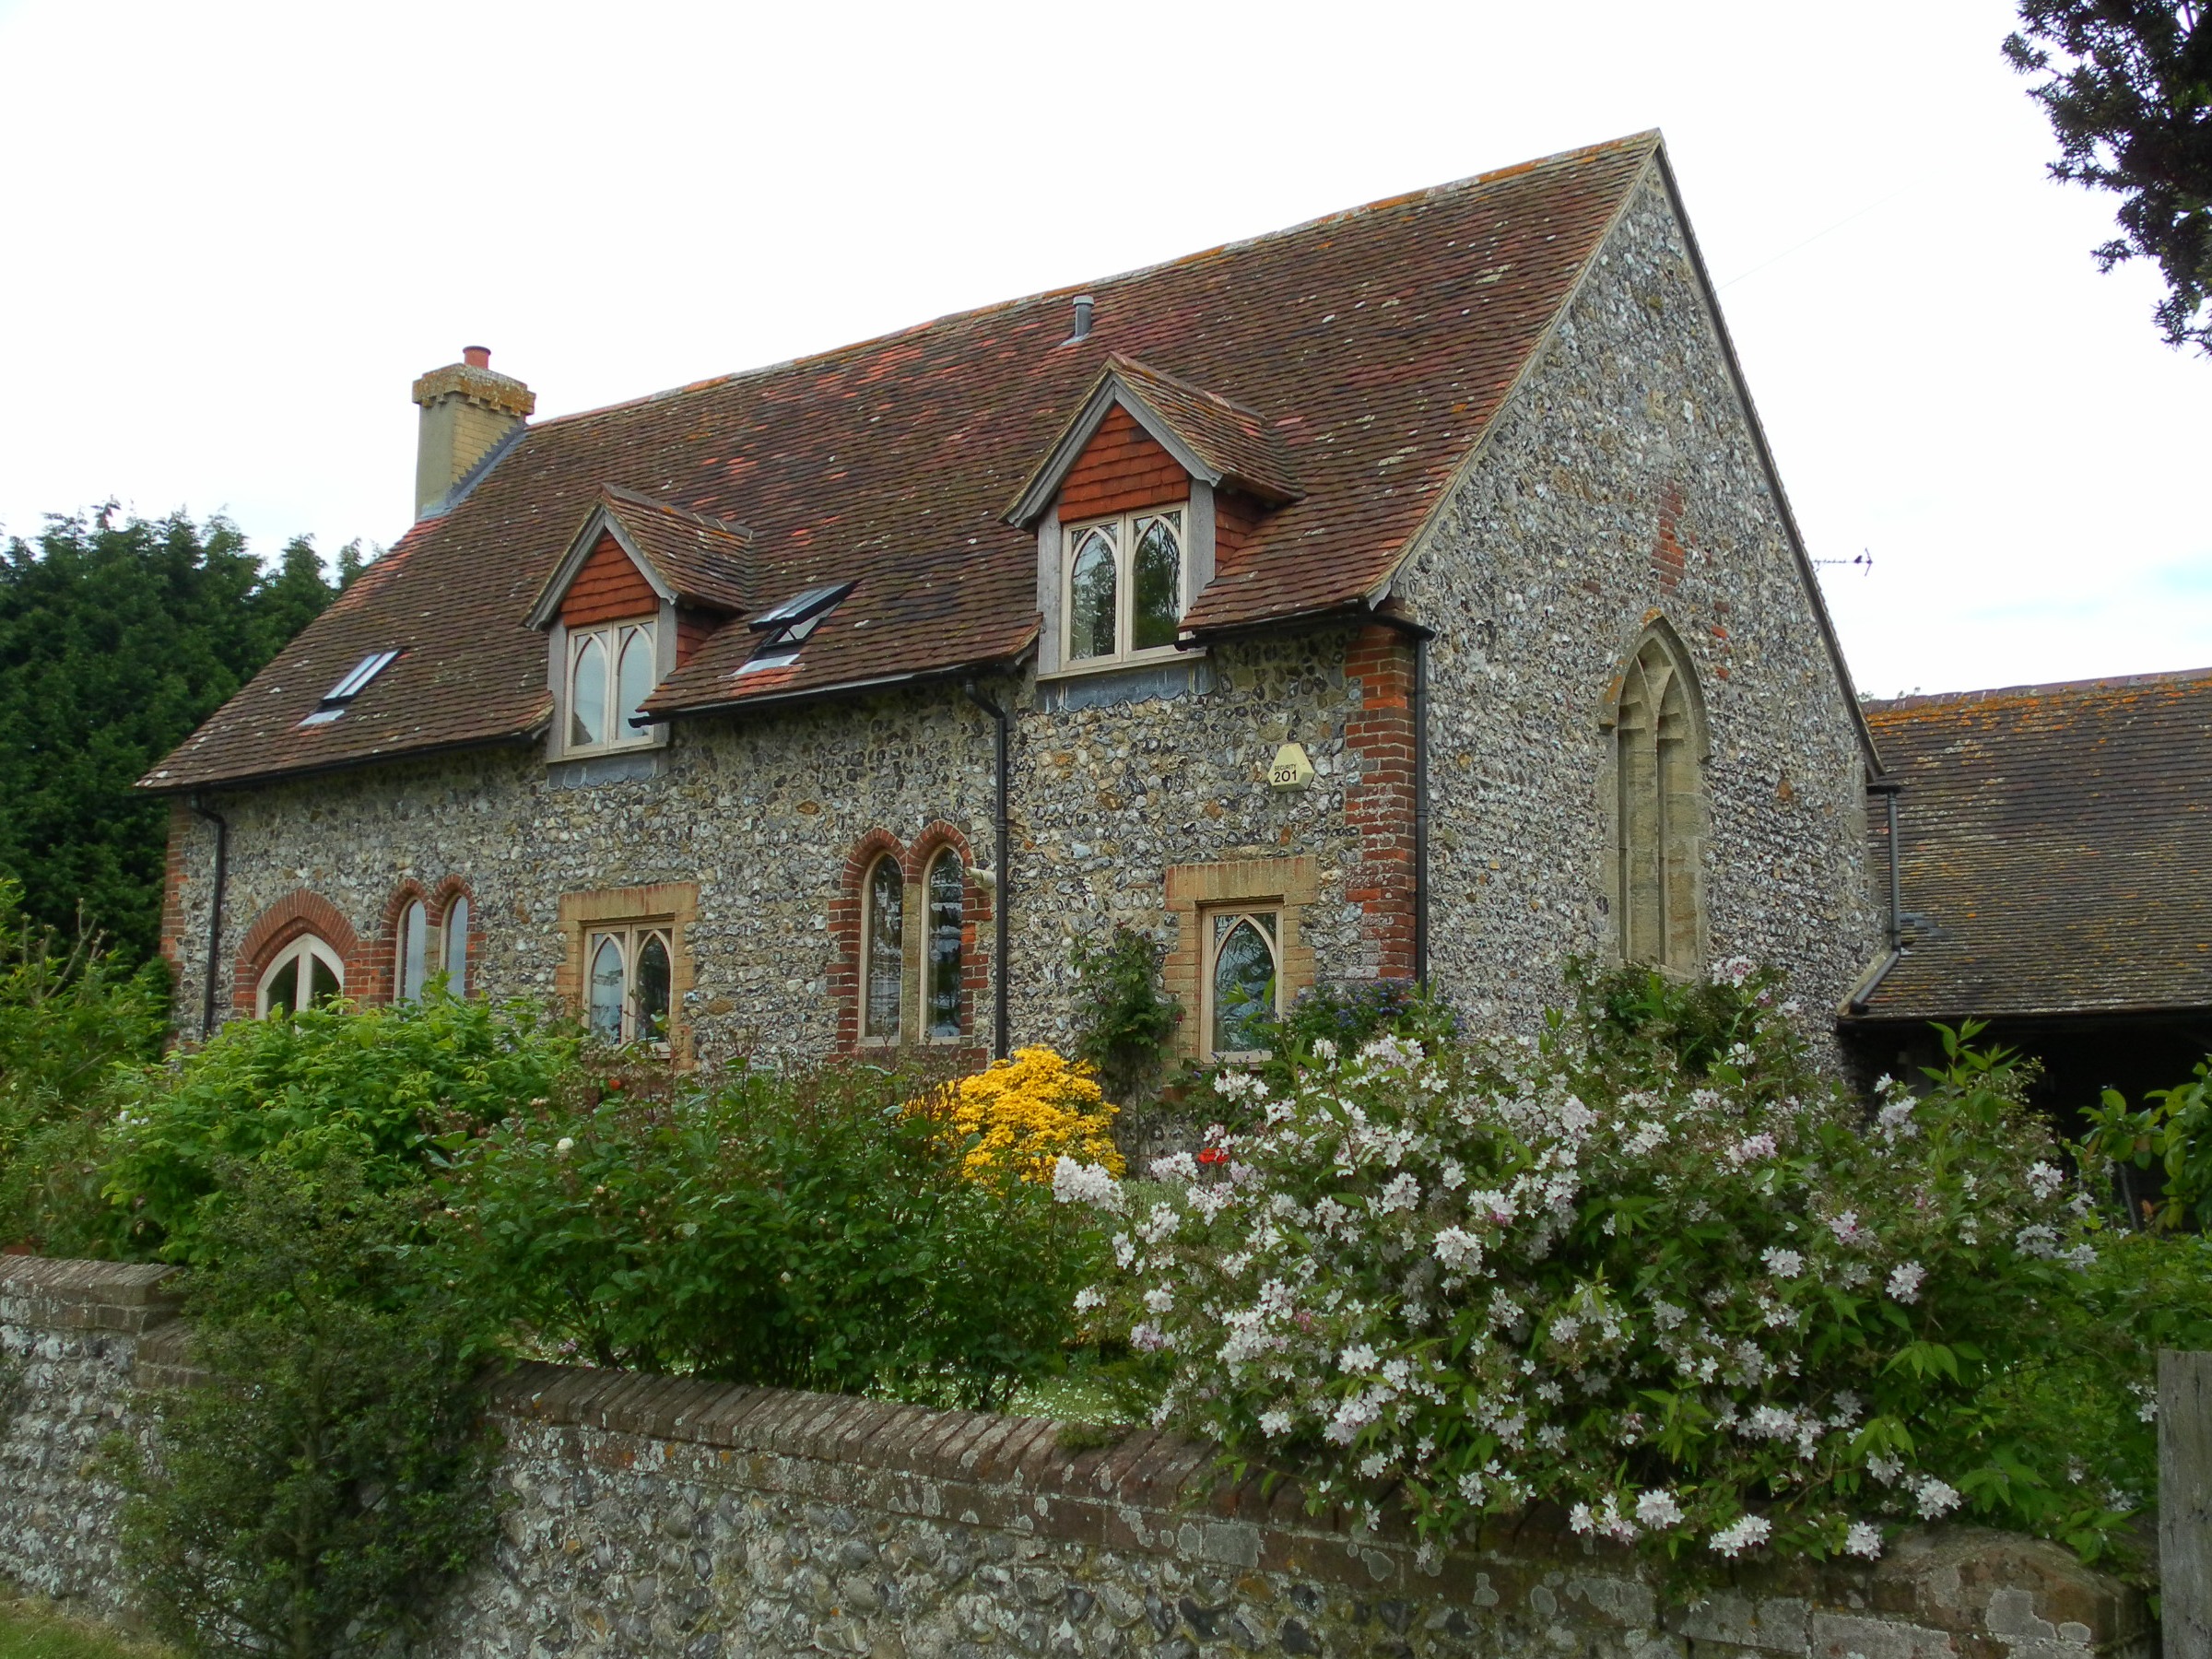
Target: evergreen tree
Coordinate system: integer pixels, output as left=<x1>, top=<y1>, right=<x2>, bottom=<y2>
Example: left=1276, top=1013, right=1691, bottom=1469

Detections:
left=2006, top=1, right=2212, bottom=353
left=0, top=508, right=353, bottom=966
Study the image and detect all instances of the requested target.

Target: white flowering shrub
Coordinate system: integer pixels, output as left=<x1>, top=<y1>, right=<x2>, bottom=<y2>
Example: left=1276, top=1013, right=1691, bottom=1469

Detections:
left=1059, top=964, right=2183, bottom=1571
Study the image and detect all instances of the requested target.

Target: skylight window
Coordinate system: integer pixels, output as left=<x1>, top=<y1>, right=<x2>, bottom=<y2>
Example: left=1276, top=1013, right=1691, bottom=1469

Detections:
left=298, top=649, right=400, bottom=725
left=741, top=582, right=853, bottom=673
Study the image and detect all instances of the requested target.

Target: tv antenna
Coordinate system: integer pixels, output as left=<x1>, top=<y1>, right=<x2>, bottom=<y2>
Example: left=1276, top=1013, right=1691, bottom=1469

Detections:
left=1814, top=548, right=1874, bottom=575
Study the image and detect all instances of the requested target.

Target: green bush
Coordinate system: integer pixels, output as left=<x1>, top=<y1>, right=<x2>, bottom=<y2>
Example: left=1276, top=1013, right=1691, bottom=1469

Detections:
left=115, top=1159, right=499, bottom=1659
left=2081, top=1057, right=2212, bottom=1230
left=0, top=879, right=169, bottom=1252
left=103, top=995, right=577, bottom=1263
left=1062, top=964, right=2182, bottom=1577
left=1068, top=925, right=1181, bottom=1104
left=446, top=1058, right=1102, bottom=1408
left=1252, top=979, right=1460, bottom=1095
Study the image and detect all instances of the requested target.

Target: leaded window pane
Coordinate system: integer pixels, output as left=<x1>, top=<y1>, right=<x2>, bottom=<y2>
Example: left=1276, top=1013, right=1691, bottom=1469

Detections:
left=588, top=934, right=626, bottom=1041
left=1068, top=527, right=1118, bottom=660
left=926, top=853, right=962, bottom=1039
left=442, top=897, right=468, bottom=990
left=399, top=900, right=429, bottom=1004
left=635, top=932, right=671, bottom=1041
left=306, top=952, right=341, bottom=1008
left=865, top=857, right=904, bottom=1039
left=571, top=633, right=608, bottom=747
left=1211, top=916, right=1277, bottom=1056
left=1132, top=512, right=1182, bottom=651
left=618, top=626, right=655, bottom=737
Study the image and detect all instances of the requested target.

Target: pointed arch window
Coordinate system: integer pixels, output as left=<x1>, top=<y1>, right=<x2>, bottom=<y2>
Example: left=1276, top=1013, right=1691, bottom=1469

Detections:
left=1204, top=908, right=1281, bottom=1059
left=584, top=924, right=673, bottom=1047
left=1063, top=507, right=1185, bottom=665
left=863, top=855, right=905, bottom=1041
left=925, top=851, right=964, bottom=1040
left=566, top=618, right=658, bottom=754
left=1611, top=626, right=1706, bottom=971
left=259, top=935, right=344, bottom=1018
left=396, top=899, right=429, bottom=1003
left=441, top=894, right=469, bottom=993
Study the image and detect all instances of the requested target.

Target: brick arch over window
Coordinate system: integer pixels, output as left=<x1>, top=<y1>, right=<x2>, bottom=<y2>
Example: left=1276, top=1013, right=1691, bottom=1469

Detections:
left=907, top=821, right=990, bottom=1051
left=232, top=889, right=362, bottom=1018
left=1601, top=615, right=1710, bottom=972
left=831, top=830, right=907, bottom=1052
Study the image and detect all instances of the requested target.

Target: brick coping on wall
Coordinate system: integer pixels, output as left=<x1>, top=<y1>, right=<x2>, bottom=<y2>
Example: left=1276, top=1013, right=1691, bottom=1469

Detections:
left=2, top=1257, right=2153, bottom=1657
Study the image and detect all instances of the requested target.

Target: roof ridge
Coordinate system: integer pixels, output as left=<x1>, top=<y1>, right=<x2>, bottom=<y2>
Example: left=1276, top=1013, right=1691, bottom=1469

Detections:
left=1869, top=665, right=2212, bottom=713
left=1106, top=354, right=1270, bottom=424
left=522, top=131, right=1665, bottom=438
left=600, top=483, right=754, bottom=541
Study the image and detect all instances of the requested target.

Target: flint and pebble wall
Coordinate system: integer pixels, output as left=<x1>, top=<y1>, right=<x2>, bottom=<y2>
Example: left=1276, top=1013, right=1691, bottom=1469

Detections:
left=2, top=1257, right=2151, bottom=1659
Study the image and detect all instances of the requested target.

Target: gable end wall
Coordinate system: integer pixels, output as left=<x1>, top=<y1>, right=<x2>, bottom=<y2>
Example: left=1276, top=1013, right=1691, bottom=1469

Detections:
left=1056, top=405, right=1189, bottom=524
left=562, top=532, right=659, bottom=627
left=1400, top=162, right=1881, bottom=1041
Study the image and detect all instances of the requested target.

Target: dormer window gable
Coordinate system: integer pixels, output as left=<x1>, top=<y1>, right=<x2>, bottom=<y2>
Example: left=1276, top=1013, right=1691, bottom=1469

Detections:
left=1007, top=358, right=1301, bottom=677
left=528, top=488, right=755, bottom=761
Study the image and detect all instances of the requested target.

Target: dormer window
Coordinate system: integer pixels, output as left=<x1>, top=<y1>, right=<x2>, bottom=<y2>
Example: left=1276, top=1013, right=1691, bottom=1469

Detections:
left=1065, top=507, right=1184, bottom=665
left=566, top=619, right=657, bottom=753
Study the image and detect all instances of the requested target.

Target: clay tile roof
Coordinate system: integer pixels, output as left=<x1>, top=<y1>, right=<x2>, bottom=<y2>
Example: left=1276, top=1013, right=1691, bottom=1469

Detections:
left=1100, top=357, right=1302, bottom=506
left=143, top=131, right=1659, bottom=792
left=599, top=486, right=754, bottom=614
left=1852, top=667, right=2212, bottom=1023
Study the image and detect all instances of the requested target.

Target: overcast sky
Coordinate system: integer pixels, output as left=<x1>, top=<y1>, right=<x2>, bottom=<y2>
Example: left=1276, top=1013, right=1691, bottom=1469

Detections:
left=1, top=0, right=2204, bottom=699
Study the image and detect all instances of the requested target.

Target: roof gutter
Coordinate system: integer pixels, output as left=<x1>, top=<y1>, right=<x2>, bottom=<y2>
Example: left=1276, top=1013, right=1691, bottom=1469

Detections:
left=648, top=649, right=1034, bottom=724
left=137, top=726, right=548, bottom=798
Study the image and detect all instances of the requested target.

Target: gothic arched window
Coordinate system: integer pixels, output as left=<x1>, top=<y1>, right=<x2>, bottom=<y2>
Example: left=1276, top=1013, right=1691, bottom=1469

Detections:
left=925, top=851, right=964, bottom=1040
left=864, top=855, right=905, bottom=1041
left=259, top=934, right=344, bottom=1018
left=1610, top=624, right=1707, bottom=971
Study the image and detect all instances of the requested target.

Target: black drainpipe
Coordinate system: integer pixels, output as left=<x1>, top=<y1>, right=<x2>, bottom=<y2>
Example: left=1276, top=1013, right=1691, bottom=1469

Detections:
left=962, top=680, right=1012, bottom=1059
left=1366, top=613, right=1434, bottom=986
left=1846, top=780, right=1906, bottom=1015
left=188, top=794, right=229, bottom=1038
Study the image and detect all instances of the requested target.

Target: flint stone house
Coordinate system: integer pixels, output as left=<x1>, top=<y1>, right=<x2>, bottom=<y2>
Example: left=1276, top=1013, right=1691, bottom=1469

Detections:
left=142, top=132, right=1886, bottom=1068
left=1843, top=669, right=2212, bottom=1116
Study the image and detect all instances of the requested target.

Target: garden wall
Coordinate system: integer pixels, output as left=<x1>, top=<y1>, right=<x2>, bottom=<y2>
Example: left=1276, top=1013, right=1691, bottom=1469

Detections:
left=0, top=1257, right=2154, bottom=1659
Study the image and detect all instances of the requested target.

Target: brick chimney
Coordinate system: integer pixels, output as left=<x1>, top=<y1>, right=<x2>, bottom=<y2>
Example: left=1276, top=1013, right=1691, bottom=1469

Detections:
left=411, top=346, right=535, bottom=518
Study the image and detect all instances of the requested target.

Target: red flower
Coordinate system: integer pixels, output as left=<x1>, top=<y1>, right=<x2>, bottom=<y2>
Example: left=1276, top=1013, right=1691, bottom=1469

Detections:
left=1196, top=1147, right=1229, bottom=1166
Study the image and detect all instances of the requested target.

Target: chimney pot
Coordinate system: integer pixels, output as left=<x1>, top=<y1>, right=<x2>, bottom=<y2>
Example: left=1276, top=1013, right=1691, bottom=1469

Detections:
left=462, top=345, right=491, bottom=369
left=1070, top=295, right=1094, bottom=342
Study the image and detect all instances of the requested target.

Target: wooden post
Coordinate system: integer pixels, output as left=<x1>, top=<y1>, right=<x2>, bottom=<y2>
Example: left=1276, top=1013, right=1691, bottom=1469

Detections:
left=2162, top=1350, right=2212, bottom=1659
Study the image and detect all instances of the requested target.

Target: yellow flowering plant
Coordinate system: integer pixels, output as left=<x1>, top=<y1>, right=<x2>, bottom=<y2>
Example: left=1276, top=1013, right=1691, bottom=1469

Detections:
left=914, top=1047, right=1124, bottom=1182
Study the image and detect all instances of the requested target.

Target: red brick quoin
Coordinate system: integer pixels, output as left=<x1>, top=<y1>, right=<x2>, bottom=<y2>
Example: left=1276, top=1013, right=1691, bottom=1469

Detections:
left=229, top=889, right=363, bottom=1018
left=1343, top=625, right=1418, bottom=983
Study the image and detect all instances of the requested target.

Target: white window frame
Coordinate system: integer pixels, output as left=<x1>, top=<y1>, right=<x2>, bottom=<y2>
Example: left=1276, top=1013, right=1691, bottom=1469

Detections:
left=1061, top=505, right=1188, bottom=669
left=561, top=616, right=660, bottom=757
left=583, top=922, right=675, bottom=1051
left=923, top=849, right=966, bottom=1044
left=257, top=934, right=346, bottom=1018
left=1199, top=904, right=1283, bottom=1063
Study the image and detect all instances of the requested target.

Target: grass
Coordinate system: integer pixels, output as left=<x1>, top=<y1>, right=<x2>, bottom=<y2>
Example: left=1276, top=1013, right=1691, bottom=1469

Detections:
left=0, top=1598, right=170, bottom=1659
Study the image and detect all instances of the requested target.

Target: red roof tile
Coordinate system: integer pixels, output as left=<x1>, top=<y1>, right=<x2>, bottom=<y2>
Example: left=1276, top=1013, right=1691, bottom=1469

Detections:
left=1852, top=668, right=2212, bottom=1022
left=143, top=133, right=1658, bottom=792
